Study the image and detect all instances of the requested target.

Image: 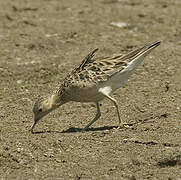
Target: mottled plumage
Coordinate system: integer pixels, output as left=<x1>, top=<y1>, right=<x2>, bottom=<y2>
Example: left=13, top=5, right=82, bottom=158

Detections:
left=31, top=41, right=160, bottom=133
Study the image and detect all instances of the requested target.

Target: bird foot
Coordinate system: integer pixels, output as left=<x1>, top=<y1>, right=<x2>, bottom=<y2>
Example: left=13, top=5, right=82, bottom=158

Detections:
left=118, top=123, right=131, bottom=129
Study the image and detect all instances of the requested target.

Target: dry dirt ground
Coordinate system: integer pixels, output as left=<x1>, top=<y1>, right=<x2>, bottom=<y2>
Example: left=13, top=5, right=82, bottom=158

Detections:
left=0, top=0, right=180, bottom=179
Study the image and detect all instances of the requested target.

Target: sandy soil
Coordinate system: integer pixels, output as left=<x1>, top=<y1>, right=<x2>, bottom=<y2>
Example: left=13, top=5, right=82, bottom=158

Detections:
left=0, top=0, right=180, bottom=179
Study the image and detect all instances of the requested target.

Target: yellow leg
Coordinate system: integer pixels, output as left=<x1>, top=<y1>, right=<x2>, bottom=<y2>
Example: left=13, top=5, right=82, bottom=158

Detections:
left=102, top=93, right=124, bottom=127
left=83, top=102, right=101, bottom=131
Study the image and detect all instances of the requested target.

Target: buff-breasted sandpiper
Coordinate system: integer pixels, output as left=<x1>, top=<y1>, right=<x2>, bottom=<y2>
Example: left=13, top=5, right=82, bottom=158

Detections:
left=31, top=41, right=160, bottom=133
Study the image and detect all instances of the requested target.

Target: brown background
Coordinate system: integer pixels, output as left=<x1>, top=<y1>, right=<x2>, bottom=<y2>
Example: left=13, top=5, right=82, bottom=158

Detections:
left=0, top=0, right=180, bottom=179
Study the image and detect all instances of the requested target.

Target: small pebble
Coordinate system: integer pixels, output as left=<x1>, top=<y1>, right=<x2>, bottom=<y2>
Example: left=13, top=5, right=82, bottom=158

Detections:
left=110, top=22, right=131, bottom=28
left=17, top=80, right=23, bottom=84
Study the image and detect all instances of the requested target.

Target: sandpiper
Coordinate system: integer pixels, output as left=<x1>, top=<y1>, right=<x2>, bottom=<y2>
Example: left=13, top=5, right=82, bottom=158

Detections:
left=31, top=41, right=160, bottom=133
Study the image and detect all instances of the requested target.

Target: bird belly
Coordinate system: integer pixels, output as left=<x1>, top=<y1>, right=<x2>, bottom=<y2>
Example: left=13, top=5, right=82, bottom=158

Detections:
left=65, top=85, right=104, bottom=103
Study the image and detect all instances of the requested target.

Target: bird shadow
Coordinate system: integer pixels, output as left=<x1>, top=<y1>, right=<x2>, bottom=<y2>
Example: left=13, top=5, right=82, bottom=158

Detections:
left=31, top=116, right=155, bottom=134
left=61, top=125, right=119, bottom=133
left=31, top=125, right=119, bottom=134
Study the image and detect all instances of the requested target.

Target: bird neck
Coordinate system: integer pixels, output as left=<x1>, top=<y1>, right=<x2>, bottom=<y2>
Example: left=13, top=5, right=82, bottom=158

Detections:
left=48, top=94, right=66, bottom=109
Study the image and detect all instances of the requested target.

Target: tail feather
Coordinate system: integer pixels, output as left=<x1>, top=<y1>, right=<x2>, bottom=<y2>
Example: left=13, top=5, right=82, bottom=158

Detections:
left=121, top=41, right=161, bottom=73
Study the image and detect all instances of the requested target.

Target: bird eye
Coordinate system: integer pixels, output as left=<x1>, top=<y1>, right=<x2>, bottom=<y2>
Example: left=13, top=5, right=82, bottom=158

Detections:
left=39, top=108, right=42, bottom=112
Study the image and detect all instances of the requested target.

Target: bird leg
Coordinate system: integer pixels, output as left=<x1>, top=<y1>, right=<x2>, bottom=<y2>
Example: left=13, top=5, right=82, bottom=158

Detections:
left=82, top=102, right=101, bottom=131
left=102, top=93, right=124, bottom=127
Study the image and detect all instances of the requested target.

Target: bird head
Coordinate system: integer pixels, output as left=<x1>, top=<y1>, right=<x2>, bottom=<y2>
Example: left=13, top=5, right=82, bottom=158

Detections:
left=31, top=95, right=61, bottom=133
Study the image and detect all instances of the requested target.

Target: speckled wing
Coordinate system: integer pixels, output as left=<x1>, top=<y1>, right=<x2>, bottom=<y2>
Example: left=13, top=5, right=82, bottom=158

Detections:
left=62, top=41, right=160, bottom=89
left=72, top=45, right=146, bottom=83
left=78, top=42, right=160, bottom=84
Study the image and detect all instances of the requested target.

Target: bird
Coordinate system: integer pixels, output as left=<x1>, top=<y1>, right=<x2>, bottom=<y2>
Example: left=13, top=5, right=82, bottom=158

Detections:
left=31, top=41, right=161, bottom=133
